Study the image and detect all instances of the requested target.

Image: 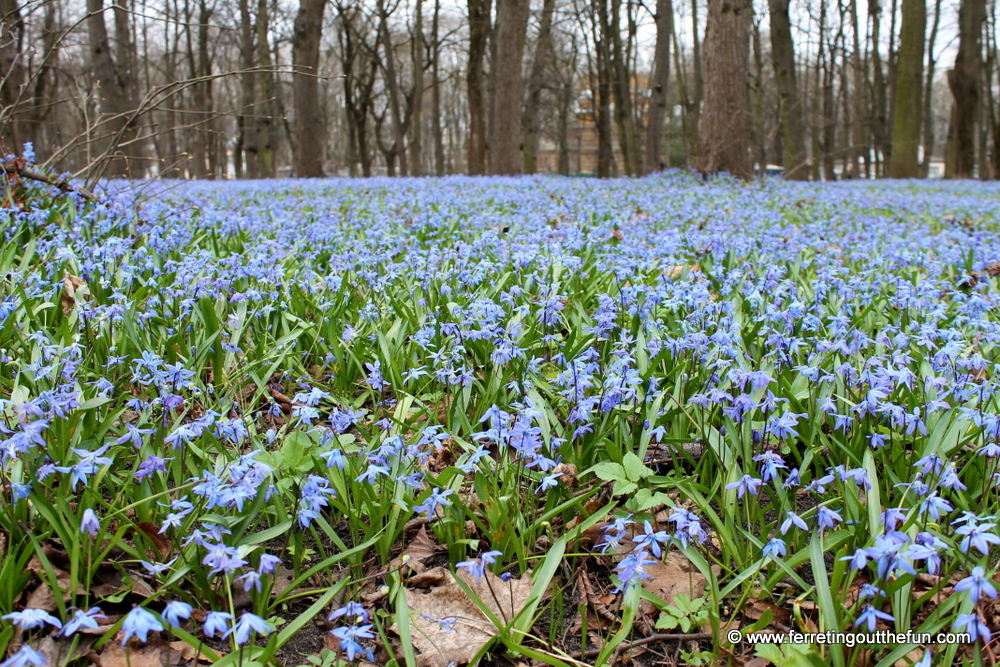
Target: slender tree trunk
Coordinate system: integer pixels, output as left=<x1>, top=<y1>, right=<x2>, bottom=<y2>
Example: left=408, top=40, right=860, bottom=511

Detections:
left=466, top=0, right=491, bottom=174
left=87, top=0, right=131, bottom=175
left=256, top=0, right=276, bottom=177
left=293, top=0, right=327, bottom=177
left=847, top=0, right=865, bottom=177
left=768, top=0, right=807, bottom=178
left=522, top=0, right=556, bottom=173
left=377, top=0, right=407, bottom=175
left=948, top=0, right=986, bottom=178
left=0, top=0, right=28, bottom=151
left=870, top=0, right=888, bottom=174
left=432, top=0, right=444, bottom=175
left=238, top=0, right=258, bottom=178
left=920, top=0, right=942, bottom=176
left=489, top=0, right=530, bottom=174
left=644, top=0, right=672, bottom=173
left=888, top=0, right=924, bottom=177
left=197, top=0, right=216, bottom=178
left=605, top=0, right=638, bottom=175
left=410, top=0, right=423, bottom=175
left=696, top=0, right=753, bottom=179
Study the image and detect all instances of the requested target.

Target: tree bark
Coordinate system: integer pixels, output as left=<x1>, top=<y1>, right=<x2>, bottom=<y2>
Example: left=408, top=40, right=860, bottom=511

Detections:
left=87, top=0, right=131, bottom=176
left=256, top=0, right=276, bottom=177
left=489, top=0, right=530, bottom=174
left=293, top=0, right=327, bottom=177
left=522, top=0, right=556, bottom=173
left=696, top=0, right=753, bottom=179
left=376, top=0, right=408, bottom=175
left=644, top=0, right=672, bottom=173
left=948, top=0, right=986, bottom=178
left=410, top=0, right=424, bottom=175
left=888, top=0, right=923, bottom=177
left=466, top=0, right=490, bottom=174
left=238, top=0, right=258, bottom=178
left=919, top=0, right=942, bottom=176
left=431, top=0, right=444, bottom=175
left=768, top=0, right=806, bottom=178
left=608, top=0, right=639, bottom=175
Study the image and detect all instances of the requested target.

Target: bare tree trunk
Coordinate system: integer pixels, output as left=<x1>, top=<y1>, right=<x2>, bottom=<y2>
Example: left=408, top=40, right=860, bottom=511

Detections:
left=870, top=0, right=888, bottom=174
left=607, top=0, right=639, bottom=175
left=522, top=0, right=556, bottom=173
left=0, top=0, right=28, bottom=151
left=87, top=0, right=131, bottom=175
left=196, top=0, right=216, bottom=178
left=237, top=0, right=257, bottom=177
left=114, top=0, right=145, bottom=171
left=919, top=0, right=942, bottom=176
left=768, top=0, right=807, bottom=178
left=948, top=0, right=986, bottom=178
left=644, top=0, right=672, bottom=173
left=696, top=0, right=753, bottom=179
left=888, top=0, right=924, bottom=177
left=410, top=0, right=424, bottom=175
left=750, top=14, right=766, bottom=170
left=256, top=0, right=277, bottom=177
left=293, top=0, right=327, bottom=177
left=489, top=0, right=530, bottom=174
left=377, top=0, right=407, bottom=175
left=466, top=0, right=490, bottom=174
left=847, top=0, right=866, bottom=177
left=432, top=0, right=444, bottom=175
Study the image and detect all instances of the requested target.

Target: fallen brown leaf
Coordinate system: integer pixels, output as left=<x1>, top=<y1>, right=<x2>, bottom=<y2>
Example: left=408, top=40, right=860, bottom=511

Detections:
left=61, top=274, right=87, bottom=317
left=135, top=522, right=172, bottom=560
left=396, top=567, right=533, bottom=667
left=98, top=640, right=163, bottom=667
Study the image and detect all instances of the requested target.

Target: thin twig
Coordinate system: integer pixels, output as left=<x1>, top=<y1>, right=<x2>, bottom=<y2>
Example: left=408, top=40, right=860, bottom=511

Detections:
left=1, top=160, right=99, bottom=201
left=574, top=632, right=713, bottom=659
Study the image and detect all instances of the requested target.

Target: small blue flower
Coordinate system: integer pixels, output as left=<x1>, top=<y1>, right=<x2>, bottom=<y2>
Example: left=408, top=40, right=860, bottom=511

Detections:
left=226, top=612, right=273, bottom=645
left=121, top=607, right=163, bottom=645
left=0, top=644, right=47, bottom=667
left=725, top=474, right=763, bottom=499
left=80, top=509, right=100, bottom=536
left=162, top=601, right=192, bottom=628
left=853, top=605, right=894, bottom=632
left=203, top=611, right=233, bottom=638
left=954, top=567, right=998, bottom=603
left=2, top=609, right=63, bottom=630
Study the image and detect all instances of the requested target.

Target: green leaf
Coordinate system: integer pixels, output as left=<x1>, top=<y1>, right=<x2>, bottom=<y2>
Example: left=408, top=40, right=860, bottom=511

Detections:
left=622, top=452, right=652, bottom=481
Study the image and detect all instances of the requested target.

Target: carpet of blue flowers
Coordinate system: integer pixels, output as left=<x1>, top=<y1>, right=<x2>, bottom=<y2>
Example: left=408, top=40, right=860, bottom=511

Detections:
left=3, top=170, right=1000, bottom=667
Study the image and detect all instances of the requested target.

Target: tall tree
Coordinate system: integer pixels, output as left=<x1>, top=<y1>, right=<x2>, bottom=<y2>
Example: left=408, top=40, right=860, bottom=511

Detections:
left=696, top=0, right=753, bottom=179
left=256, top=0, right=276, bottom=177
left=293, top=0, right=328, bottom=177
left=87, top=0, right=130, bottom=175
left=948, top=0, right=987, bottom=178
left=607, top=0, right=639, bottom=175
left=768, top=0, right=807, bottom=179
left=237, top=0, right=258, bottom=178
left=466, top=0, right=491, bottom=174
left=643, top=0, right=672, bottom=173
left=410, top=0, right=424, bottom=175
left=919, top=0, right=942, bottom=176
left=489, top=0, right=530, bottom=174
left=431, top=0, right=444, bottom=175
left=888, top=0, right=924, bottom=178
left=522, top=0, right=557, bottom=174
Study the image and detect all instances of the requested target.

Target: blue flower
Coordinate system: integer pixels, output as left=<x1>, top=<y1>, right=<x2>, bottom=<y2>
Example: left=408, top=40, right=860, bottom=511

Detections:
left=162, top=601, right=192, bottom=628
left=763, top=538, right=786, bottom=558
left=330, top=623, right=375, bottom=661
left=853, top=605, right=894, bottom=632
left=954, top=612, right=991, bottom=643
left=226, top=612, right=273, bottom=646
left=121, top=607, right=163, bottom=645
left=954, top=567, right=998, bottom=603
left=725, top=474, right=763, bottom=499
left=456, top=550, right=502, bottom=583
left=80, top=508, right=100, bottom=536
left=59, top=607, right=106, bottom=637
left=203, top=611, right=233, bottom=638
left=0, top=645, right=47, bottom=667
left=2, top=608, right=63, bottom=630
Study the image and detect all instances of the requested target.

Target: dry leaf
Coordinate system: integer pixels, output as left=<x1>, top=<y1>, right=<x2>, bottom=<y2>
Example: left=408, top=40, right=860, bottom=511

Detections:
left=271, top=566, right=296, bottom=600
left=98, top=641, right=164, bottom=667
left=985, top=261, right=1000, bottom=278
left=26, top=583, right=60, bottom=612
left=61, top=274, right=87, bottom=317
left=135, top=522, right=172, bottom=560
left=36, top=635, right=94, bottom=666
left=391, top=527, right=438, bottom=575
left=395, top=567, right=533, bottom=667
left=168, top=641, right=216, bottom=662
